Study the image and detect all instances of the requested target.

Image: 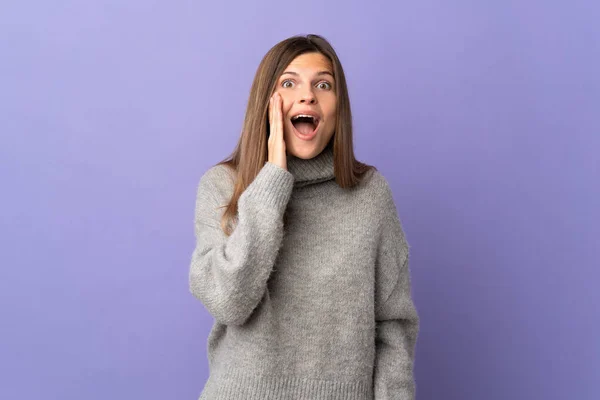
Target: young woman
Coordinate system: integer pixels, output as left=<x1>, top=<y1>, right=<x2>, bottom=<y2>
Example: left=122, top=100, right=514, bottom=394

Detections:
left=189, top=34, right=419, bottom=400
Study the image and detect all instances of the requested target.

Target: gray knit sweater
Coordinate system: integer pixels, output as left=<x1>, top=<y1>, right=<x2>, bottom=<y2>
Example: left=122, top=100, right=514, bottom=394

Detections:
left=189, top=146, right=419, bottom=400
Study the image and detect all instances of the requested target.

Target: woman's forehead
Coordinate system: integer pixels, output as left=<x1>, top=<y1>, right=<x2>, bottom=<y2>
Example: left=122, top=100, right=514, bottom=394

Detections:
left=284, top=53, right=333, bottom=75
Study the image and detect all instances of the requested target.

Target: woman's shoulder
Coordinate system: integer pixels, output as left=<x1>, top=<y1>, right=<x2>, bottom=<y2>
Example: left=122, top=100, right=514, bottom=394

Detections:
left=197, top=162, right=236, bottom=201
left=201, top=162, right=235, bottom=184
left=355, top=166, right=393, bottom=200
left=355, top=166, right=407, bottom=224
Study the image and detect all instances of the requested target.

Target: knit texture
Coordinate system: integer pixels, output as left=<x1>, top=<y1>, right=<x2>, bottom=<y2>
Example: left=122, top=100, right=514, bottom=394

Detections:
left=189, top=146, right=419, bottom=400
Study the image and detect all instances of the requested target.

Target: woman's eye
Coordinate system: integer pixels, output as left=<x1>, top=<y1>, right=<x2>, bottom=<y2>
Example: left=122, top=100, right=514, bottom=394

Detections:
left=281, top=80, right=331, bottom=90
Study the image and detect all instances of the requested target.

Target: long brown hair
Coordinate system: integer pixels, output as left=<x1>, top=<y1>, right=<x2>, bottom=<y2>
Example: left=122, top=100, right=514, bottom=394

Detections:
left=215, top=34, right=376, bottom=236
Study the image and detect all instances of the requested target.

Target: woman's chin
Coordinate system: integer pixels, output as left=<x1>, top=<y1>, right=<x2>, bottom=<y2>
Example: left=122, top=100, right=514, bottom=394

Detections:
left=286, top=143, right=322, bottom=160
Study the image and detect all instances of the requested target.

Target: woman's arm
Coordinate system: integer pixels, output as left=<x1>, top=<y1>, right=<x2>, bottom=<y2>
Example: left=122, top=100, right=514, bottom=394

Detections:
left=373, top=177, right=420, bottom=399
left=189, top=162, right=294, bottom=326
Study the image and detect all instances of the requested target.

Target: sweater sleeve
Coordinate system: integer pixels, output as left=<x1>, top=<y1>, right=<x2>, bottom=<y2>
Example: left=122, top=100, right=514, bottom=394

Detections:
left=373, top=177, right=420, bottom=399
left=189, top=161, right=295, bottom=326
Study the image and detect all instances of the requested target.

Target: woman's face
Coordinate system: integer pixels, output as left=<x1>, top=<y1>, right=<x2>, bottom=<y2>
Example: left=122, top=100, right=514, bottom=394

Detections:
left=273, top=52, right=337, bottom=159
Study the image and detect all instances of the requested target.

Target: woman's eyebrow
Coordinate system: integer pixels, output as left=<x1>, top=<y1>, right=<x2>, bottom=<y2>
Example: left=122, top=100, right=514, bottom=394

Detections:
left=281, top=71, right=334, bottom=79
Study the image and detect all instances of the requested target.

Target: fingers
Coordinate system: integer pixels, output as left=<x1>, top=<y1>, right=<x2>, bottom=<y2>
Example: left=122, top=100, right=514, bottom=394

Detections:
left=274, top=93, right=282, bottom=139
left=267, top=92, right=287, bottom=168
left=269, top=94, right=274, bottom=129
left=269, top=92, right=283, bottom=140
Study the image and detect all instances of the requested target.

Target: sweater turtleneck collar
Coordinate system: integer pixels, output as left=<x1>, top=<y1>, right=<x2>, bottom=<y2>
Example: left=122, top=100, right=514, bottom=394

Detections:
left=285, top=145, right=335, bottom=188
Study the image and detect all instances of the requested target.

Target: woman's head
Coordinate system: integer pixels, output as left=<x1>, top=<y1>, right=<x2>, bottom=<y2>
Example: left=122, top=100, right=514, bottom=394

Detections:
left=216, top=34, right=374, bottom=235
left=240, top=34, right=353, bottom=162
left=274, top=51, right=336, bottom=159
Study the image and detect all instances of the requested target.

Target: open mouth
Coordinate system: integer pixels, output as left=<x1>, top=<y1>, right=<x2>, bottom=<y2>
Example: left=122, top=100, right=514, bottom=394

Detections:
left=291, top=114, right=319, bottom=136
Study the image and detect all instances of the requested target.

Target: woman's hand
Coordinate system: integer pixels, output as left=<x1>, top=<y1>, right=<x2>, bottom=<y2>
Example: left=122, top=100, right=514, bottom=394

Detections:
left=268, top=92, right=287, bottom=171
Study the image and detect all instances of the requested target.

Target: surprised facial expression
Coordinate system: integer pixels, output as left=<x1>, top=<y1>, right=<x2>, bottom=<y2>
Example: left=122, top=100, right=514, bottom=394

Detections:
left=273, top=52, right=337, bottom=159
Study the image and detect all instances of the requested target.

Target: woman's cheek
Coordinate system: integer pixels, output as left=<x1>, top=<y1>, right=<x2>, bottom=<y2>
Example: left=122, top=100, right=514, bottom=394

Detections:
left=280, top=96, right=291, bottom=113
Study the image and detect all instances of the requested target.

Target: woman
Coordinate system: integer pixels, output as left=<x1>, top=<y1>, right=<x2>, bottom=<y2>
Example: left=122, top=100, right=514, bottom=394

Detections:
left=189, top=34, right=419, bottom=399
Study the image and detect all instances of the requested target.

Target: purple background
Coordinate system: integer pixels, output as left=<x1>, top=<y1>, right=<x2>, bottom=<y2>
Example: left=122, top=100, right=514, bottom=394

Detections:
left=1, top=1, right=598, bottom=399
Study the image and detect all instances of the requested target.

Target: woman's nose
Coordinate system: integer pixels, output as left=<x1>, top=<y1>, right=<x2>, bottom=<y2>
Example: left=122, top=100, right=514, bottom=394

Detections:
left=298, top=90, right=317, bottom=104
